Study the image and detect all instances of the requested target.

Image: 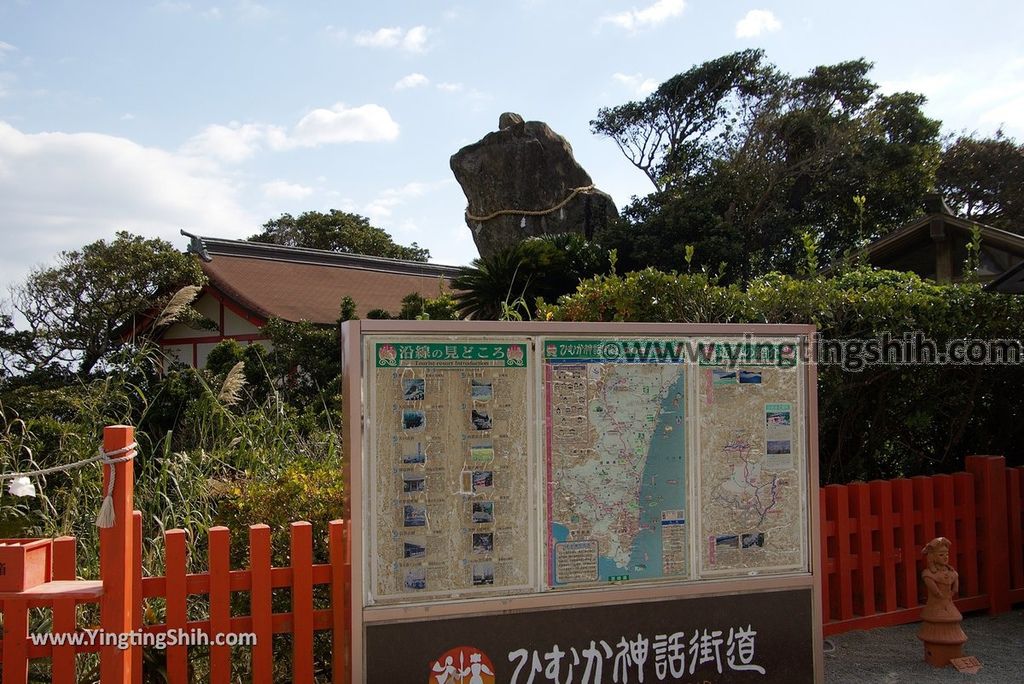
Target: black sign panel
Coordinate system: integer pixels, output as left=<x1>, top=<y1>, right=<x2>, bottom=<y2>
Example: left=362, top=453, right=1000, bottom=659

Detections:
left=365, top=588, right=815, bottom=683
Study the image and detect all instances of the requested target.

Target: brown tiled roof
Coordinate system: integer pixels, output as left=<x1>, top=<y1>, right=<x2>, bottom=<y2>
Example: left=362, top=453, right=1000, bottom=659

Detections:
left=185, top=234, right=462, bottom=324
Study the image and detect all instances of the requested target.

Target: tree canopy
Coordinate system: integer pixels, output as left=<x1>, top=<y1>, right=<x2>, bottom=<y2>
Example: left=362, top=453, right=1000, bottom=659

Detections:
left=9, top=232, right=205, bottom=377
left=593, top=51, right=942, bottom=281
left=938, top=130, right=1024, bottom=233
left=249, top=210, right=430, bottom=261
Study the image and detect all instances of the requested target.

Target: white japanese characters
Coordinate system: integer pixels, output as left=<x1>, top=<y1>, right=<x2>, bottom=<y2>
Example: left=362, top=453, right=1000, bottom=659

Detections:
left=508, top=625, right=765, bottom=683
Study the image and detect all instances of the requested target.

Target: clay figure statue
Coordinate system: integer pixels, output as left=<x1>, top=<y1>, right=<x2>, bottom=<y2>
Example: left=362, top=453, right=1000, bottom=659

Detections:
left=916, top=537, right=967, bottom=666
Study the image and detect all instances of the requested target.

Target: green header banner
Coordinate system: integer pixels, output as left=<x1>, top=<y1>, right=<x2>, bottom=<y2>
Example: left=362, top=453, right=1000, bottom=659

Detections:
left=375, top=342, right=528, bottom=368
left=543, top=339, right=798, bottom=367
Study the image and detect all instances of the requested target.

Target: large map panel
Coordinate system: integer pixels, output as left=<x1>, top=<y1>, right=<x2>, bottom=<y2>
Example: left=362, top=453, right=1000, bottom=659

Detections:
left=368, top=339, right=533, bottom=604
left=696, top=340, right=807, bottom=576
left=543, top=339, right=688, bottom=587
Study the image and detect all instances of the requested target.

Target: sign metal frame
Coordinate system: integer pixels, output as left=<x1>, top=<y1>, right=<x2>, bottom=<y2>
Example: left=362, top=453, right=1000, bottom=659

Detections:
left=341, top=320, right=823, bottom=683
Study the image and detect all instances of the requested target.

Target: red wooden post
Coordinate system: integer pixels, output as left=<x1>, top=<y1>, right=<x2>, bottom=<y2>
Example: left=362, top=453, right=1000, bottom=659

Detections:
left=132, top=512, right=143, bottom=684
left=953, top=472, right=979, bottom=597
left=208, top=526, right=231, bottom=682
left=164, top=529, right=188, bottom=684
left=871, top=480, right=897, bottom=614
left=851, top=483, right=875, bottom=616
left=893, top=479, right=917, bottom=608
left=1007, top=468, right=1023, bottom=593
left=249, top=524, right=274, bottom=684
left=2, top=597, right=29, bottom=683
left=826, top=484, right=853, bottom=621
left=100, top=425, right=136, bottom=684
left=966, top=456, right=1011, bottom=613
left=330, top=520, right=351, bottom=683
left=291, top=522, right=314, bottom=683
left=51, top=536, right=79, bottom=683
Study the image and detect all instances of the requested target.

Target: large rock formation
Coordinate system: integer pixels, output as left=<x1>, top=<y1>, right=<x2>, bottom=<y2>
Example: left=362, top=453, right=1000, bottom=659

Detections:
left=451, top=113, right=618, bottom=259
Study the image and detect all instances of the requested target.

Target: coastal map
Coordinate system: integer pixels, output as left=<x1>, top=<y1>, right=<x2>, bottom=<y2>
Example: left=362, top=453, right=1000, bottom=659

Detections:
left=696, top=352, right=806, bottom=575
left=367, top=339, right=534, bottom=604
left=543, top=339, right=688, bottom=586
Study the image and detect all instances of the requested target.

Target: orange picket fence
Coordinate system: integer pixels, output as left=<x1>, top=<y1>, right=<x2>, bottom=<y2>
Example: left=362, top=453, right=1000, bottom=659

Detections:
left=0, top=427, right=1021, bottom=683
left=821, top=455, right=1024, bottom=636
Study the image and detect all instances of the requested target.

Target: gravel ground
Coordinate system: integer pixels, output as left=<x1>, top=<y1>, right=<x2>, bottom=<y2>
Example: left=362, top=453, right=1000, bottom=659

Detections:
left=824, top=610, right=1024, bottom=683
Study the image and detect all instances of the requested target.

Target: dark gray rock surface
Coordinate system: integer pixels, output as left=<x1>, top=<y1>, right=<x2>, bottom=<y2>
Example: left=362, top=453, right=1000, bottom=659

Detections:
left=451, top=113, right=618, bottom=258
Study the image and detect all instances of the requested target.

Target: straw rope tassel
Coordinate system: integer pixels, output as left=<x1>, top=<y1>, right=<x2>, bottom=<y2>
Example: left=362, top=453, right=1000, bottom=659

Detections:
left=96, top=443, right=137, bottom=528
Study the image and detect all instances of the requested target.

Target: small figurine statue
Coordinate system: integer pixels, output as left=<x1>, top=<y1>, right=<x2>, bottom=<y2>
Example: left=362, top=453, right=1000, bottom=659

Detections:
left=916, top=537, right=968, bottom=667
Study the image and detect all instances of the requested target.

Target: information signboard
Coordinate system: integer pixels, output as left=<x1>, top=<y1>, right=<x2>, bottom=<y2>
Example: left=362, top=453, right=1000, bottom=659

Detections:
left=342, top=322, right=823, bottom=683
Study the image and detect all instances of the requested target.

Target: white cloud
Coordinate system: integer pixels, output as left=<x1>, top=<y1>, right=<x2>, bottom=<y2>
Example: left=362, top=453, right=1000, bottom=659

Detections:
left=735, top=9, right=782, bottom=38
left=394, top=73, right=430, bottom=90
left=354, top=25, right=430, bottom=53
left=875, top=59, right=1024, bottom=138
left=0, top=121, right=257, bottom=294
left=601, top=0, right=685, bottom=32
left=0, top=41, right=17, bottom=60
left=261, top=180, right=313, bottom=200
left=363, top=180, right=452, bottom=223
left=436, top=82, right=463, bottom=93
left=202, top=6, right=223, bottom=20
left=121, top=113, right=136, bottom=121
left=613, top=72, right=658, bottom=97
left=323, top=25, right=347, bottom=41
left=182, top=103, right=398, bottom=163
left=182, top=121, right=284, bottom=163
left=291, top=103, right=399, bottom=146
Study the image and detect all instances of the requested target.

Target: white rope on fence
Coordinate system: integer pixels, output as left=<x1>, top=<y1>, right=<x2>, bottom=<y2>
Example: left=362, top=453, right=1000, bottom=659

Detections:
left=1, top=441, right=137, bottom=528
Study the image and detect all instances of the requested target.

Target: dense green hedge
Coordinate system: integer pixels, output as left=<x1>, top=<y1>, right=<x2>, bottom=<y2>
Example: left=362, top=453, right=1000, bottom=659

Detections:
left=539, top=267, right=1024, bottom=483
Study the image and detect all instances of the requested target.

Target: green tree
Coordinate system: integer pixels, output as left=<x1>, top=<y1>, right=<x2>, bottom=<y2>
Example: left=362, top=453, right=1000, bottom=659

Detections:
left=593, top=52, right=941, bottom=280
left=10, top=232, right=205, bottom=377
left=250, top=210, right=430, bottom=261
left=937, top=130, right=1024, bottom=232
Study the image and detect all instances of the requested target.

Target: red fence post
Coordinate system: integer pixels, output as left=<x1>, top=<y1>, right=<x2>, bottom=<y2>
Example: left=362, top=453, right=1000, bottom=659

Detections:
left=965, top=455, right=1010, bottom=614
left=291, top=522, right=314, bottom=683
left=249, top=524, right=274, bottom=684
left=208, top=526, right=232, bottom=682
left=163, top=529, right=188, bottom=684
left=100, top=425, right=136, bottom=684
left=51, top=536, right=79, bottom=683
left=1, top=598, right=29, bottom=683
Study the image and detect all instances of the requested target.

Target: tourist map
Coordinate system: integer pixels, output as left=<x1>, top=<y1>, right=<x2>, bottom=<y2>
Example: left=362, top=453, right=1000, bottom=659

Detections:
left=363, top=334, right=808, bottom=605
left=368, top=340, right=534, bottom=603
left=544, top=339, right=688, bottom=585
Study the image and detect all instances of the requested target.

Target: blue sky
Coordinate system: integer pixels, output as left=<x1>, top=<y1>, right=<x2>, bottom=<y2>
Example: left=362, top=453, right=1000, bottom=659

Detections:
left=1, top=0, right=1023, bottom=297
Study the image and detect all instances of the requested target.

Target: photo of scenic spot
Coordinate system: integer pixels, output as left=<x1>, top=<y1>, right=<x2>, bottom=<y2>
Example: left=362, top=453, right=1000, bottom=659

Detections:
left=713, top=369, right=737, bottom=385
left=401, top=442, right=426, bottom=464
left=471, top=409, right=492, bottom=431
left=470, top=442, right=494, bottom=462
left=403, top=504, right=427, bottom=527
left=472, top=562, right=495, bottom=586
left=742, top=532, right=766, bottom=549
left=766, top=410, right=791, bottom=426
left=472, top=470, right=493, bottom=492
left=471, top=379, right=493, bottom=401
left=404, top=568, right=426, bottom=591
left=767, top=439, right=791, bottom=455
left=402, top=378, right=425, bottom=401
left=404, top=538, right=426, bottom=559
left=472, top=533, right=493, bottom=555
left=739, top=370, right=762, bottom=384
left=715, top=534, right=740, bottom=549
left=403, top=473, right=426, bottom=493
left=402, top=409, right=425, bottom=431
left=472, top=501, right=494, bottom=524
